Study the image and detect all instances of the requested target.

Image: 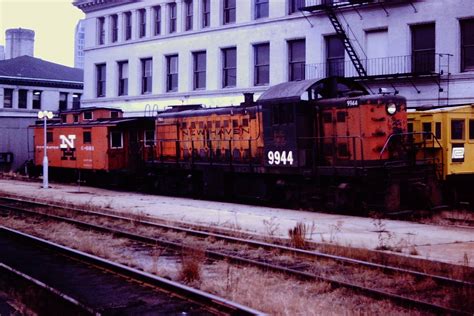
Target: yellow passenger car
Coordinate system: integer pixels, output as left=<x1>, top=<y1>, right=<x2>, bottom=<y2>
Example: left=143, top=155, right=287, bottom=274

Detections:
left=408, top=105, right=474, bottom=204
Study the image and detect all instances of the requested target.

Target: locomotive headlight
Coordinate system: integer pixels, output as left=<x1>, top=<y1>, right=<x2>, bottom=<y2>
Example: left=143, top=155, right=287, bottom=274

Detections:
left=386, top=103, right=397, bottom=115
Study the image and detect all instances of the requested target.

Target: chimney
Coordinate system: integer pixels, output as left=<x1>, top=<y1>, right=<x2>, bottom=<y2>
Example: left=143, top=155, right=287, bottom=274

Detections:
left=241, top=93, right=254, bottom=106
left=5, top=28, right=35, bottom=59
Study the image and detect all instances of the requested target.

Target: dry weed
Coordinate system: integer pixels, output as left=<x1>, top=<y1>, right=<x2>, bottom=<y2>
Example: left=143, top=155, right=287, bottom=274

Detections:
left=179, top=246, right=205, bottom=284
left=288, top=222, right=307, bottom=248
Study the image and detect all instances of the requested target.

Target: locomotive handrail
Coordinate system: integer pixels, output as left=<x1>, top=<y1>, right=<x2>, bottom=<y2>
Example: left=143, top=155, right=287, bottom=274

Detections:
left=379, top=132, right=442, bottom=160
left=379, top=132, right=444, bottom=179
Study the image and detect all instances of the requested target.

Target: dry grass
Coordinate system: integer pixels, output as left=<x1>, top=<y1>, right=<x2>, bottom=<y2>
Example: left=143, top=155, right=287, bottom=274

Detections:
left=288, top=222, right=307, bottom=248
left=178, top=246, right=205, bottom=285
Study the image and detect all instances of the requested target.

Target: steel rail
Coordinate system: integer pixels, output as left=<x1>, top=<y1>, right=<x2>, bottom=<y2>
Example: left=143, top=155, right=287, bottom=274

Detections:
left=0, top=201, right=471, bottom=315
left=0, top=196, right=471, bottom=289
left=0, top=225, right=264, bottom=316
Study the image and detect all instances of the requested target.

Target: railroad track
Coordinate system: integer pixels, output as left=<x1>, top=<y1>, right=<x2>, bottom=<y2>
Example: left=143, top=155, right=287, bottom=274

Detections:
left=0, top=196, right=473, bottom=315
left=0, top=225, right=262, bottom=315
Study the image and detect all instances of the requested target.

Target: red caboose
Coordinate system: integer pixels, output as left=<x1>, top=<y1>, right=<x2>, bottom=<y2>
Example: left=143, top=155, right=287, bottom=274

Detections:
left=33, top=108, right=154, bottom=182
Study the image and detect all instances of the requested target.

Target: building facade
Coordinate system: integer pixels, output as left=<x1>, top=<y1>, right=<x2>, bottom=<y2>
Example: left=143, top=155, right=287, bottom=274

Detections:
left=0, top=56, right=83, bottom=171
left=73, top=0, right=474, bottom=114
left=75, top=19, right=86, bottom=69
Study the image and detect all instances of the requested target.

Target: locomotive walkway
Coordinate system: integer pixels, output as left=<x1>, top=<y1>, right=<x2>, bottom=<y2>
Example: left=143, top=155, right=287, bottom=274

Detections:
left=0, top=178, right=472, bottom=267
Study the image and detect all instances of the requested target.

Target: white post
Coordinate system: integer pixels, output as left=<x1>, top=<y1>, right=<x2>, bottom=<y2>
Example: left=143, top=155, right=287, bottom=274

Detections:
left=42, top=115, right=48, bottom=189
left=38, top=111, right=53, bottom=189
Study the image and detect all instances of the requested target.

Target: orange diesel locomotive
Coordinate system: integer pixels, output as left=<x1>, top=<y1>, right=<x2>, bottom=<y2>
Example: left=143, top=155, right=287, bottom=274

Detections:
left=33, top=78, right=439, bottom=211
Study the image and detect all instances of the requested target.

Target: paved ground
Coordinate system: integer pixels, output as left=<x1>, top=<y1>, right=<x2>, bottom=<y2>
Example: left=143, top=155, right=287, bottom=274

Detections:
left=0, top=179, right=473, bottom=267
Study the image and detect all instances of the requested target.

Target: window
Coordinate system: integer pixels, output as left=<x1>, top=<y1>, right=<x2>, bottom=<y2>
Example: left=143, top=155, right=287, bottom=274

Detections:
left=288, top=39, right=305, bottom=81
left=98, top=17, right=105, bottom=45
left=202, top=0, right=210, bottom=28
left=118, top=61, right=129, bottom=96
left=124, top=12, right=132, bottom=40
left=111, top=111, right=119, bottom=118
left=193, top=51, right=206, bottom=90
left=326, top=35, right=344, bottom=77
left=470, top=120, right=474, bottom=140
left=59, top=92, right=68, bottom=111
left=169, top=3, right=177, bottom=33
left=254, top=43, right=269, bottom=86
left=461, top=19, right=474, bottom=72
left=83, top=131, right=92, bottom=144
left=110, top=131, right=123, bottom=148
left=139, top=9, right=146, bottom=38
left=96, top=63, right=106, bottom=97
left=272, top=104, right=294, bottom=125
left=32, top=90, right=41, bottom=109
left=411, top=23, right=435, bottom=74
left=254, top=0, right=268, bottom=19
left=18, top=89, right=27, bottom=109
left=185, top=0, right=193, bottom=31
left=222, top=47, right=236, bottom=87
left=83, top=111, right=92, bottom=120
left=422, top=122, right=432, bottom=139
left=336, top=111, right=346, bottom=122
left=166, top=55, right=179, bottom=92
left=288, top=0, right=303, bottom=14
left=3, top=88, right=12, bottom=108
left=145, top=130, right=155, bottom=146
left=435, top=122, right=441, bottom=139
left=153, top=6, right=161, bottom=35
left=47, top=132, right=53, bottom=143
left=72, top=93, right=81, bottom=109
left=111, top=14, right=118, bottom=42
left=223, top=0, right=236, bottom=25
left=73, top=114, right=79, bottom=123
left=141, top=58, right=153, bottom=94
left=451, top=119, right=465, bottom=140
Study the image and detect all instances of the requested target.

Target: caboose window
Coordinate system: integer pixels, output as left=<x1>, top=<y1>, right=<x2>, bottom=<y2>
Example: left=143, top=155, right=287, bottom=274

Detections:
left=232, top=120, right=238, bottom=128
left=111, top=111, right=119, bottom=118
left=451, top=120, right=465, bottom=140
left=110, top=131, right=123, bottom=148
left=47, top=132, right=53, bottom=143
left=83, top=131, right=92, bottom=144
left=243, top=118, right=249, bottom=127
left=83, top=111, right=93, bottom=120
left=73, top=115, right=79, bottom=123
left=469, top=119, right=474, bottom=140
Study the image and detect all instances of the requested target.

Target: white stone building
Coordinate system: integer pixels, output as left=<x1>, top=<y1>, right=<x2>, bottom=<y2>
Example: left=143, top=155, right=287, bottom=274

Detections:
left=73, top=0, right=474, bottom=114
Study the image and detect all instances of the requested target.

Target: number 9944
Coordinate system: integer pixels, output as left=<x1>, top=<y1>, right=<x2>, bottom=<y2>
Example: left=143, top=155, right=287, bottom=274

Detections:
left=267, top=150, right=294, bottom=165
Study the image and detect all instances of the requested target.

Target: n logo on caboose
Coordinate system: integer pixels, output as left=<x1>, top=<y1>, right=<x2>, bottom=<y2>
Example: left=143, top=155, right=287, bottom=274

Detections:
left=59, top=134, right=77, bottom=161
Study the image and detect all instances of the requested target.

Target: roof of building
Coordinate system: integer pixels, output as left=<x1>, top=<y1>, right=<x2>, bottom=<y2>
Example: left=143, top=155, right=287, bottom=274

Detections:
left=0, top=55, right=83, bottom=83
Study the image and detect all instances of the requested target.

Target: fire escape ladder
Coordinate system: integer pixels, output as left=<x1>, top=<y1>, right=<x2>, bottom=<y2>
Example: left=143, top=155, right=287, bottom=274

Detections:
left=325, top=7, right=367, bottom=78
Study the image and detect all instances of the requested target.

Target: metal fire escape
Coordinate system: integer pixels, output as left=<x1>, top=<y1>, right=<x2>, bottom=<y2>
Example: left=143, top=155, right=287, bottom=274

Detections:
left=302, top=1, right=368, bottom=78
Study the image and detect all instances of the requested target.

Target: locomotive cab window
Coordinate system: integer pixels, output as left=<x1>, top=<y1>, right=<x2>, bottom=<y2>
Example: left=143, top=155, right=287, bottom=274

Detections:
left=272, top=103, right=294, bottom=125
left=451, top=119, right=465, bottom=140
left=110, top=131, right=123, bottom=148
left=145, top=130, right=155, bottom=146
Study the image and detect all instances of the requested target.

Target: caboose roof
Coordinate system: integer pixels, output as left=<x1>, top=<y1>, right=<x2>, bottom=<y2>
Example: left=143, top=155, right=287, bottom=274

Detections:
left=33, top=117, right=154, bottom=128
